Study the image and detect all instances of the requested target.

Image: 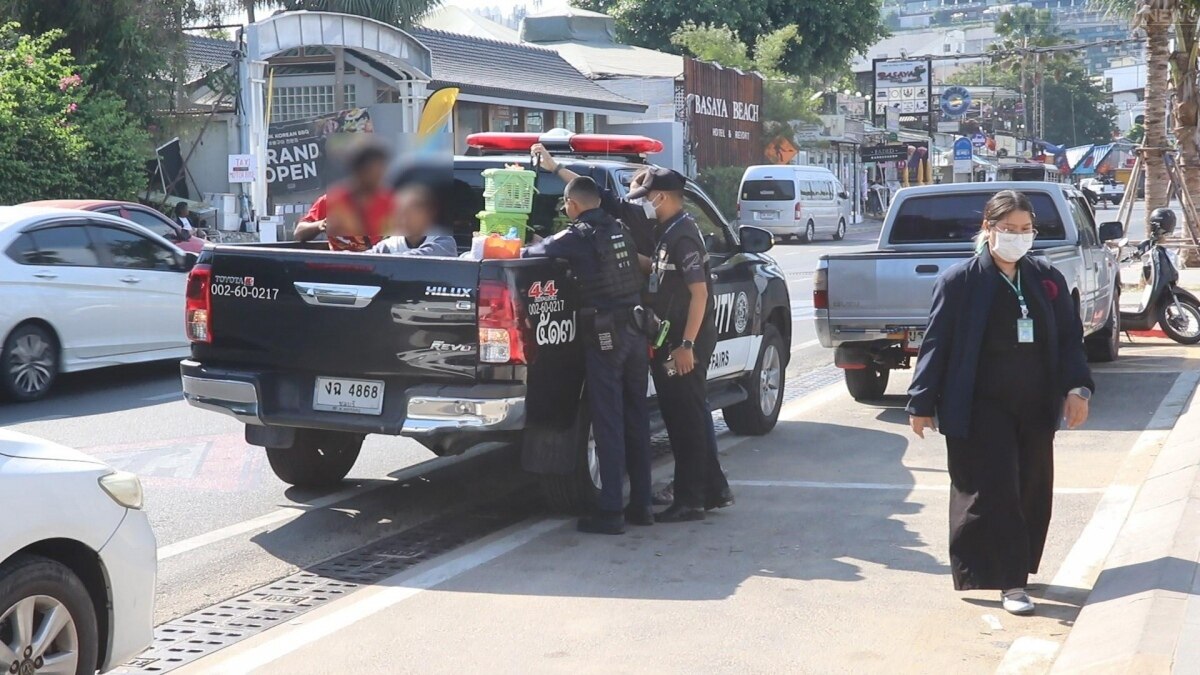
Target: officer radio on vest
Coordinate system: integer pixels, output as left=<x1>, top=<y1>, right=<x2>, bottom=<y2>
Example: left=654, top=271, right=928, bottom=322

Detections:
left=522, top=176, right=654, bottom=535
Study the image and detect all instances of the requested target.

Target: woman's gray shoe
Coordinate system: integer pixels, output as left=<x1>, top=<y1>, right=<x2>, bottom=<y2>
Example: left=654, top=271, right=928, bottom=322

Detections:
left=1001, top=589, right=1035, bottom=616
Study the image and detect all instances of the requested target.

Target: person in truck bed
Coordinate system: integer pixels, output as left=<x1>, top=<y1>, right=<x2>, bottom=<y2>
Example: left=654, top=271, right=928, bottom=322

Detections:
left=369, top=182, right=457, bottom=257
left=325, top=141, right=396, bottom=252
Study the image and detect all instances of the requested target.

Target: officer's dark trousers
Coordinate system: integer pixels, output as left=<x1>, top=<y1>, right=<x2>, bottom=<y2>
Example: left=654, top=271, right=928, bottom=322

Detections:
left=652, top=345, right=730, bottom=508
left=585, top=324, right=652, bottom=513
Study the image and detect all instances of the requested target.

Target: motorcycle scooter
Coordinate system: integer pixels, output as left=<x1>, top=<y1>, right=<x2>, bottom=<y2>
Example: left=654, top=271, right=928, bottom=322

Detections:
left=1116, top=226, right=1200, bottom=345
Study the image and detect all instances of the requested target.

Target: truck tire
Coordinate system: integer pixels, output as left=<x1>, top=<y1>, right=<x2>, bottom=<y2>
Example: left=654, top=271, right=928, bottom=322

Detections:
left=265, top=429, right=362, bottom=489
left=1086, top=293, right=1121, bottom=362
left=844, top=366, right=889, bottom=401
left=724, top=325, right=786, bottom=435
left=537, top=402, right=600, bottom=514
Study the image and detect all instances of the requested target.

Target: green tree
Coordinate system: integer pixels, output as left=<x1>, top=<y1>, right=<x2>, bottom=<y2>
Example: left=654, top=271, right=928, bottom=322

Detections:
left=0, top=24, right=150, bottom=202
left=572, top=0, right=886, bottom=77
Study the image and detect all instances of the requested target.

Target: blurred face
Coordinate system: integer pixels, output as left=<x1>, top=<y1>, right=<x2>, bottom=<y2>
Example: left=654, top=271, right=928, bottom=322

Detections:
left=355, top=157, right=386, bottom=190
left=399, top=187, right=435, bottom=235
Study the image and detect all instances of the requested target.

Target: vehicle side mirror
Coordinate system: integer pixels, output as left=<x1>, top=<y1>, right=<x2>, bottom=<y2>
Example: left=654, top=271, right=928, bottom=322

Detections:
left=1099, top=221, right=1124, bottom=242
left=177, top=252, right=198, bottom=271
left=739, top=225, right=774, bottom=254
left=838, top=191, right=850, bottom=200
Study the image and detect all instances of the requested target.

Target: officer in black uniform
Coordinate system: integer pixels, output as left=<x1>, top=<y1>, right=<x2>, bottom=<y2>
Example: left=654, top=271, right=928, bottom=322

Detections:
left=627, top=168, right=733, bottom=523
left=522, top=176, right=653, bottom=535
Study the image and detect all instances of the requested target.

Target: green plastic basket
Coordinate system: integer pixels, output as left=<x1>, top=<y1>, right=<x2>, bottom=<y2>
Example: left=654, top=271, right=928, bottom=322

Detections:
left=481, top=167, right=537, bottom=214
left=551, top=215, right=572, bottom=233
left=477, top=211, right=529, bottom=240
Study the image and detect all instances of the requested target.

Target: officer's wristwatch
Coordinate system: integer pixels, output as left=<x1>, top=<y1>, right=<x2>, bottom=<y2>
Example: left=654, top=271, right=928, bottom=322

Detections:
left=1068, top=387, right=1092, bottom=401
left=680, top=339, right=695, bottom=351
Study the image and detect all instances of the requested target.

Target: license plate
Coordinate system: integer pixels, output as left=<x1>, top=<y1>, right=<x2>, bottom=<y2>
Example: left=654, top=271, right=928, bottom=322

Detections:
left=313, top=377, right=385, bottom=415
left=756, top=211, right=778, bottom=221
left=906, top=330, right=926, bottom=350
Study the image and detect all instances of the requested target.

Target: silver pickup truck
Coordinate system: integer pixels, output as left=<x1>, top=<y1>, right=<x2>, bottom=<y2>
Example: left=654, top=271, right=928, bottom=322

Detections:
left=814, top=182, right=1124, bottom=401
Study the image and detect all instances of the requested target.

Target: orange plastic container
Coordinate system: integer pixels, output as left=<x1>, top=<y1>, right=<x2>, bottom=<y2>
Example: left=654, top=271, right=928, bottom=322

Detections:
left=482, top=234, right=522, bottom=259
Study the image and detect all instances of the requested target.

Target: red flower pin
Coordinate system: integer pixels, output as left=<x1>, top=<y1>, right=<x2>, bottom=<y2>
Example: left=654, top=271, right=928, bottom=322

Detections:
left=1042, top=279, right=1060, bottom=301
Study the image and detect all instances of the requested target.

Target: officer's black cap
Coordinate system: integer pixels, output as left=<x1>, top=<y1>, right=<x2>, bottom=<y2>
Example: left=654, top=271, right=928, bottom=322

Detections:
left=626, top=167, right=687, bottom=200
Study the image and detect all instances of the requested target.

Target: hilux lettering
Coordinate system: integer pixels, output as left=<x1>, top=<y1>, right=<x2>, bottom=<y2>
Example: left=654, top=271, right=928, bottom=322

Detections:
left=426, top=286, right=471, bottom=299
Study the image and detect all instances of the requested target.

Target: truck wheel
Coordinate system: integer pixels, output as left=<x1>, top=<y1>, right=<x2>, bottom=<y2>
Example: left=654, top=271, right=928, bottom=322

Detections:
left=1158, top=296, right=1200, bottom=344
left=844, top=366, right=889, bottom=401
left=265, top=429, right=362, bottom=489
left=801, top=220, right=816, bottom=244
left=537, top=402, right=600, bottom=514
left=1086, top=293, right=1121, bottom=362
left=724, top=325, right=786, bottom=435
left=833, top=218, right=847, bottom=241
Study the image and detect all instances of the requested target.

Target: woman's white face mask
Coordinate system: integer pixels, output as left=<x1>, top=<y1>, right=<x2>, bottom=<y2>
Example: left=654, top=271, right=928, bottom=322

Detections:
left=990, top=230, right=1035, bottom=262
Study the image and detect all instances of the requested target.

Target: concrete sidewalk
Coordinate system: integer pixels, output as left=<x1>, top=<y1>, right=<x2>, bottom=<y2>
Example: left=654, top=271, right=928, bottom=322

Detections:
left=1051, top=374, right=1200, bottom=674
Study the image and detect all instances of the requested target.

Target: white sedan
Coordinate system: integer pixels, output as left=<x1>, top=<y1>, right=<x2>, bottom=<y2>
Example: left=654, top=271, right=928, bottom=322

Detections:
left=0, top=206, right=196, bottom=401
left=0, top=430, right=156, bottom=674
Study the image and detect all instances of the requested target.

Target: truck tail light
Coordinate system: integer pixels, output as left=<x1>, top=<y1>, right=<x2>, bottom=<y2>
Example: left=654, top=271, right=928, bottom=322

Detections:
left=185, top=263, right=212, bottom=343
left=478, top=280, right=527, bottom=364
left=813, top=264, right=829, bottom=310
left=736, top=200, right=741, bottom=220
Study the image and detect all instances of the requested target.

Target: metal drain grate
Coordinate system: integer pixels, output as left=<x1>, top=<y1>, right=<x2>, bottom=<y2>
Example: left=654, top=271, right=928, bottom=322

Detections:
left=116, top=364, right=843, bottom=673
left=114, top=498, right=536, bottom=674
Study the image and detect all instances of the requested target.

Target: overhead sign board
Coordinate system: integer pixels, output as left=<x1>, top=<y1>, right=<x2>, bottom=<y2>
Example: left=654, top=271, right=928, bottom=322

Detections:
left=953, top=137, right=973, bottom=174
left=873, top=58, right=932, bottom=128
left=940, top=85, right=972, bottom=118
left=684, top=57, right=764, bottom=171
left=861, top=145, right=910, bottom=163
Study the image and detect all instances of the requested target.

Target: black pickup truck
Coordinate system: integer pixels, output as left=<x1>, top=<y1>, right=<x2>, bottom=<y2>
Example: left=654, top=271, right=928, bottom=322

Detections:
left=181, top=135, right=793, bottom=511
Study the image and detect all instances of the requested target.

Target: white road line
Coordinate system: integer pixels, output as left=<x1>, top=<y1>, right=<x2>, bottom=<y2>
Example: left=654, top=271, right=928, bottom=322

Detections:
left=727, top=479, right=1104, bottom=495
left=789, top=338, right=820, bottom=354
left=156, top=446, right=499, bottom=561
left=189, top=518, right=565, bottom=674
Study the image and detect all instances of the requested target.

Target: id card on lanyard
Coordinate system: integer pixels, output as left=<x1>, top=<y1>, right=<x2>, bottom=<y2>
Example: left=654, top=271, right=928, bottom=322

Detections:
left=1002, top=270, right=1035, bottom=343
left=648, top=213, right=688, bottom=294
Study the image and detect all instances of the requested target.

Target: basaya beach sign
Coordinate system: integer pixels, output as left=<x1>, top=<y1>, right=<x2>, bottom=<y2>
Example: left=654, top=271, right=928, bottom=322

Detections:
left=266, top=108, right=374, bottom=195
left=691, top=95, right=760, bottom=123
left=684, top=58, right=764, bottom=170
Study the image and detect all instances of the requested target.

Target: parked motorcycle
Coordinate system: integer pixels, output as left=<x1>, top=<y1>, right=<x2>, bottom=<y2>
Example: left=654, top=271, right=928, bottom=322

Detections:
left=1117, top=208, right=1200, bottom=345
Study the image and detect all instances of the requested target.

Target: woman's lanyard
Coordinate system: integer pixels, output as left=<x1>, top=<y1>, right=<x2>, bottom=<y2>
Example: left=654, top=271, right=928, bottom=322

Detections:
left=1001, top=270, right=1036, bottom=343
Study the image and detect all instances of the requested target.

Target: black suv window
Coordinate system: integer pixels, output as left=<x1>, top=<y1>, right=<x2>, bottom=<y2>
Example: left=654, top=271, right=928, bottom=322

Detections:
left=888, top=192, right=1066, bottom=244
left=90, top=225, right=176, bottom=270
left=23, top=225, right=101, bottom=266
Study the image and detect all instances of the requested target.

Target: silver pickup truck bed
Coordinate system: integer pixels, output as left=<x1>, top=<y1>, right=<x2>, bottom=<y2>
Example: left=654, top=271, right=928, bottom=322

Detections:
left=813, top=182, right=1122, bottom=401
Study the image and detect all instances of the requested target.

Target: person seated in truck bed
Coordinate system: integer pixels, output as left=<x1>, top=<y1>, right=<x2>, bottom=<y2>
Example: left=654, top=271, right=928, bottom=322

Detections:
left=325, top=141, right=397, bottom=252
left=369, top=182, right=457, bottom=257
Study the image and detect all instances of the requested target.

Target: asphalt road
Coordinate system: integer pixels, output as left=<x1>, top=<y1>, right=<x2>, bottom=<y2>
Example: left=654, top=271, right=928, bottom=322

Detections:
left=4, top=211, right=1193, bottom=673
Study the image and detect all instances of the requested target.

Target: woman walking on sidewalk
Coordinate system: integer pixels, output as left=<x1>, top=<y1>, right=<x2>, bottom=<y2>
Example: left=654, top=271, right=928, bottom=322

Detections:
left=906, top=190, right=1094, bottom=616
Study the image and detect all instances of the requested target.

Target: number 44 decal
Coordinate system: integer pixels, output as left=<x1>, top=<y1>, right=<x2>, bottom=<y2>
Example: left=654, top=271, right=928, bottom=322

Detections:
left=528, top=281, right=558, bottom=299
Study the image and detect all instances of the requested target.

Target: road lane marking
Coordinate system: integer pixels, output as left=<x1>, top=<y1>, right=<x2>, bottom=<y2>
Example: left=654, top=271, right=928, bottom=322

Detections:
left=156, top=445, right=503, bottom=561
left=790, top=338, right=820, bottom=354
left=998, top=370, right=1200, bottom=670
left=185, top=518, right=565, bottom=674
left=727, top=480, right=1104, bottom=495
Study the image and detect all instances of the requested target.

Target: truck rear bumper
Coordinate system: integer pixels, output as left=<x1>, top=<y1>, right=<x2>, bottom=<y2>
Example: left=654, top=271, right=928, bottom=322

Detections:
left=180, top=360, right=526, bottom=438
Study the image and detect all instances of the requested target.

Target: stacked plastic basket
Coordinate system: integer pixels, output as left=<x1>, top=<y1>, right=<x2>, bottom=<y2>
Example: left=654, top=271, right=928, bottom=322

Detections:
left=477, top=167, right=536, bottom=240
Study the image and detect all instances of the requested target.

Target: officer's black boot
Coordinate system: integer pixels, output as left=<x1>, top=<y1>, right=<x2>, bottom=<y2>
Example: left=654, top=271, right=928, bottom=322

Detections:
left=578, top=511, right=625, bottom=535
left=623, top=504, right=655, bottom=526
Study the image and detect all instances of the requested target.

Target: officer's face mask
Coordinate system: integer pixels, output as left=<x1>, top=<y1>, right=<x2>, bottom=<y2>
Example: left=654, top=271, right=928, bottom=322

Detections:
left=631, top=196, right=657, bottom=220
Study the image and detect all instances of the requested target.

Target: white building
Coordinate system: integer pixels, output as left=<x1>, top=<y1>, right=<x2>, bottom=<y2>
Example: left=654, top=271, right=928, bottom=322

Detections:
left=1104, top=61, right=1147, bottom=135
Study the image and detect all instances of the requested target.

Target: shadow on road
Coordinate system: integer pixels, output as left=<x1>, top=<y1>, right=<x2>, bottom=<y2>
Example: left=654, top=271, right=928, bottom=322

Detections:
left=0, top=359, right=182, bottom=425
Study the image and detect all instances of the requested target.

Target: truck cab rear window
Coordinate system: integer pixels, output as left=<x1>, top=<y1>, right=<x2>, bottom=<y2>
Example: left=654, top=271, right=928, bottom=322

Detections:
left=741, top=180, right=795, bottom=201
left=888, top=192, right=1066, bottom=244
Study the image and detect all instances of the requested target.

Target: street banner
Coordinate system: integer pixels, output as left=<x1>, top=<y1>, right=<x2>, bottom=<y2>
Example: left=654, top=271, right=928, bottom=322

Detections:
left=266, top=108, right=373, bottom=196
left=860, top=144, right=910, bottom=163
left=873, top=58, right=931, bottom=128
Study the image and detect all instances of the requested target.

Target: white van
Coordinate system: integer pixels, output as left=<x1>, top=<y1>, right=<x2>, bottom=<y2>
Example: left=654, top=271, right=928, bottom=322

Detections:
left=737, top=165, right=849, bottom=243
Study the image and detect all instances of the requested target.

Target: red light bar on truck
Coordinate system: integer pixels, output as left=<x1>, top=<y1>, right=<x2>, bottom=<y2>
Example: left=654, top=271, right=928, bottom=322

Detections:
left=466, top=131, right=663, bottom=156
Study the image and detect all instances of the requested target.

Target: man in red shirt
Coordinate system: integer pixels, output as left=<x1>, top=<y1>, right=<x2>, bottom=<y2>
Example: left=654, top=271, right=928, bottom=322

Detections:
left=292, top=194, right=328, bottom=242
left=324, top=142, right=396, bottom=252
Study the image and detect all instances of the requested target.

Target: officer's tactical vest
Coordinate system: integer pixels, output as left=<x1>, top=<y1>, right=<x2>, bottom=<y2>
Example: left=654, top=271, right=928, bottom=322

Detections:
left=575, top=221, right=643, bottom=309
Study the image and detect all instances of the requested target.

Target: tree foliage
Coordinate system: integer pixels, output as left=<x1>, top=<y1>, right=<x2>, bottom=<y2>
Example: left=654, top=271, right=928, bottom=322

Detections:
left=572, top=0, right=887, bottom=77
left=0, top=24, right=150, bottom=203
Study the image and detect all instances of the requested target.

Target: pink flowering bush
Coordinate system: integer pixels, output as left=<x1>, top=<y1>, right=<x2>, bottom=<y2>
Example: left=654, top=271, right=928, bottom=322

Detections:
left=0, top=23, right=148, bottom=201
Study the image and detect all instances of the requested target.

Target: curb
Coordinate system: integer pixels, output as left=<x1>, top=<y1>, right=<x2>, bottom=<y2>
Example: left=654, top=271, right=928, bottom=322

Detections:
left=1051, top=374, right=1200, bottom=674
